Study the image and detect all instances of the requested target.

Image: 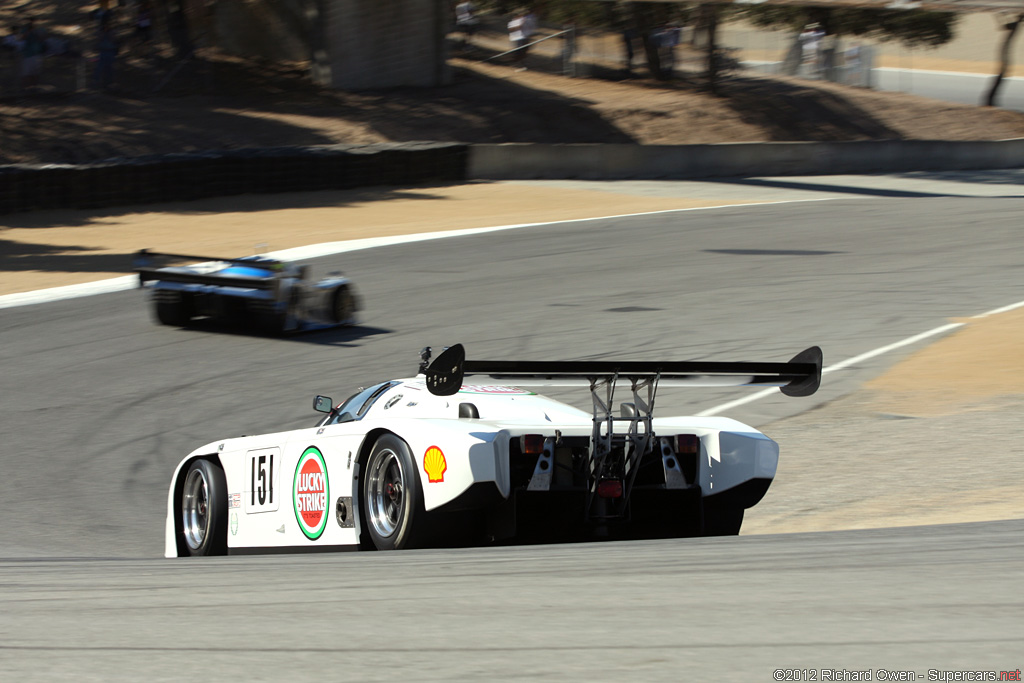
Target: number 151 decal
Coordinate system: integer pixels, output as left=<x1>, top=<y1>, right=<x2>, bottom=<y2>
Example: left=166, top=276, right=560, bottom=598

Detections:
left=245, top=447, right=281, bottom=514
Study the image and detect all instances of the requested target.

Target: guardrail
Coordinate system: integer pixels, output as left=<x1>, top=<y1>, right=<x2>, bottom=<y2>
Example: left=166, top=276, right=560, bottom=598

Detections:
left=468, top=139, right=1024, bottom=179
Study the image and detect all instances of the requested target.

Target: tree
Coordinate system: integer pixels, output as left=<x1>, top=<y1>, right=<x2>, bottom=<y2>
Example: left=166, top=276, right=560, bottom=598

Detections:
left=983, top=13, right=1023, bottom=107
left=700, top=3, right=721, bottom=93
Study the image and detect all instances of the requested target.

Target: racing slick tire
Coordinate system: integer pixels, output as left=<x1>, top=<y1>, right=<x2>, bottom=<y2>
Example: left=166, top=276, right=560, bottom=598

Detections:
left=362, top=434, right=431, bottom=550
left=701, top=504, right=744, bottom=536
left=154, top=292, right=193, bottom=326
left=180, top=458, right=228, bottom=556
left=332, top=286, right=356, bottom=326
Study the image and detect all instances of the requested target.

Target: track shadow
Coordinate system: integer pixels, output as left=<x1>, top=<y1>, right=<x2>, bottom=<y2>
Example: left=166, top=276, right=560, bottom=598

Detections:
left=0, top=240, right=133, bottom=273
left=0, top=88, right=343, bottom=166
left=898, top=169, right=1024, bottom=189
left=0, top=184, right=472, bottom=228
left=700, top=176, right=1024, bottom=199
left=263, top=62, right=637, bottom=145
left=716, top=73, right=904, bottom=141
left=3, top=45, right=636, bottom=167
left=165, top=319, right=394, bottom=346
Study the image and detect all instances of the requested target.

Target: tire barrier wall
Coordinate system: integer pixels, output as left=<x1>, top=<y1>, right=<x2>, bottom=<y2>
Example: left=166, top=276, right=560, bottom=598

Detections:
left=4, top=138, right=1023, bottom=215
left=0, top=142, right=469, bottom=215
left=468, top=139, right=1024, bottom=180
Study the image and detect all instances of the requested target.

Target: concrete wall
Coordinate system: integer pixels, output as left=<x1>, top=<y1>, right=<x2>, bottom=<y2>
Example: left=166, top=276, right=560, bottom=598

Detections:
left=6, top=139, right=1022, bottom=214
left=321, top=0, right=449, bottom=90
left=468, top=140, right=1024, bottom=180
left=215, top=0, right=318, bottom=62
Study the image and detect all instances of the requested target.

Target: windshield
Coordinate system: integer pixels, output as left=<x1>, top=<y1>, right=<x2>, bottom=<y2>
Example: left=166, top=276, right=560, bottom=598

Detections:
left=325, top=382, right=397, bottom=425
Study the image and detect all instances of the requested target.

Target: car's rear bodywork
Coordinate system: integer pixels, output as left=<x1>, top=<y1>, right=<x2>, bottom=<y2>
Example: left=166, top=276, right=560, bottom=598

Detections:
left=165, top=344, right=821, bottom=556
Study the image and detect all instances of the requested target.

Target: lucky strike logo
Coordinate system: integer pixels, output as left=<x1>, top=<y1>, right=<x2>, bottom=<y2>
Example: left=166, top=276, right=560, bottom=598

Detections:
left=293, top=446, right=329, bottom=540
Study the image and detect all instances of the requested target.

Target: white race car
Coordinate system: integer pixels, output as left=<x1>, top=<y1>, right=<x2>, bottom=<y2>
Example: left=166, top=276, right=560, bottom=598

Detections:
left=165, top=344, right=822, bottom=556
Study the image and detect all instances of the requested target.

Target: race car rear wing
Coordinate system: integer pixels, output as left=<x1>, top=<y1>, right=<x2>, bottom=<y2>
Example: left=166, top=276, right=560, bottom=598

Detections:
left=136, top=267, right=281, bottom=292
left=133, top=248, right=286, bottom=271
left=423, top=344, right=823, bottom=398
left=134, top=248, right=287, bottom=291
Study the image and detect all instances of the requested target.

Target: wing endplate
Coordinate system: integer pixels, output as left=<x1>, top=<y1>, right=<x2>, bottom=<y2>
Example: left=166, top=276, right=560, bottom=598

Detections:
left=424, top=344, right=467, bottom=396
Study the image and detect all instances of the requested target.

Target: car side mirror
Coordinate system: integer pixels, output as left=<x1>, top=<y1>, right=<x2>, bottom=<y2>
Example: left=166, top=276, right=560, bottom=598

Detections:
left=313, top=395, right=333, bottom=413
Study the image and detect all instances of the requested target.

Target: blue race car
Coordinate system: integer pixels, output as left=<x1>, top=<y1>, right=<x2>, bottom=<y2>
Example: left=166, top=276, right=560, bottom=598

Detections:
left=134, top=249, right=360, bottom=334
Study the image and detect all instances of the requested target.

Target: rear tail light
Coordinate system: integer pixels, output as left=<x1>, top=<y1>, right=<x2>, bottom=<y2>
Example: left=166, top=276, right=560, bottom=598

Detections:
left=676, top=434, right=699, bottom=454
left=597, top=479, right=623, bottom=499
left=521, top=434, right=545, bottom=455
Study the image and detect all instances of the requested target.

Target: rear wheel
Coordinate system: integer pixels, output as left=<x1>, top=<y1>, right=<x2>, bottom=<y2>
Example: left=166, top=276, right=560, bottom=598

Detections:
left=180, top=459, right=228, bottom=556
left=362, top=435, right=429, bottom=550
left=154, top=292, right=193, bottom=326
left=702, top=504, right=744, bottom=536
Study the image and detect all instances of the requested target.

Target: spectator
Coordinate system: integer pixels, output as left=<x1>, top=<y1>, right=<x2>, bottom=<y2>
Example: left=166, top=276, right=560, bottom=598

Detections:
left=94, top=18, right=119, bottom=91
left=622, top=27, right=635, bottom=74
left=507, top=11, right=526, bottom=64
left=135, top=1, right=153, bottom=46
left=508, top=7, right=537, bottom=68
left=455, top=1, right=478, bottom=46
left=798, top=23, right=824, bottom=76
left=522, top=8, right=537, bottom=44
left=45, top=33, right=70, bottom=57
left=3, top=25, right=23, bottom=52
left=19, top=19, right=46, bottom=89
left=561, top=19, right=576, bottom=77
left=91, top=0, right=114, bottom=29
left=659, top=23, right=681, bottom=75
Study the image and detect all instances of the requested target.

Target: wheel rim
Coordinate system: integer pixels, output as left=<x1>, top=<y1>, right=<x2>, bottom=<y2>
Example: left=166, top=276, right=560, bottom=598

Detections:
left=367, top=449, right=405, bottom=539
left=182, top=467, right=211, bottom=551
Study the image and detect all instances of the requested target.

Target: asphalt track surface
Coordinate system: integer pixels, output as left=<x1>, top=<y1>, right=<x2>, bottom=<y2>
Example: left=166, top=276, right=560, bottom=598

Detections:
left=2, top=520, right=1021, bottom=681
left=2, top=176, right=1023, bottom=678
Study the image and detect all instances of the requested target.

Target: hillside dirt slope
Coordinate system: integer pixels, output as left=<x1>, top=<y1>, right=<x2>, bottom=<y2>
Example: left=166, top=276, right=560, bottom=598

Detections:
left=3, top=49, right=1024, bottom=165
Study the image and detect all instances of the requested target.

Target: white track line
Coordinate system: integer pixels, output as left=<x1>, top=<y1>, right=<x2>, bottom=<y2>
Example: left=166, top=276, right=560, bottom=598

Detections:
left=0, top=198, right=832, bottom=311
left=698, top=299, right=1024, bottom=417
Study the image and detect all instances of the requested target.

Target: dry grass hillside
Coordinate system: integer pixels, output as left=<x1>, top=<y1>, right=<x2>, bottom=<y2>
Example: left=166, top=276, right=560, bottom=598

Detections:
left=2, top=0, right=1024, bottom=166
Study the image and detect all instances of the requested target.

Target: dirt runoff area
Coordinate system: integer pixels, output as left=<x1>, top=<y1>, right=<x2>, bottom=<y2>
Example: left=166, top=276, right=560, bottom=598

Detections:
left=2, top=180, right=1022, bottom=536
left=745, top=307, right=1024, bottom=535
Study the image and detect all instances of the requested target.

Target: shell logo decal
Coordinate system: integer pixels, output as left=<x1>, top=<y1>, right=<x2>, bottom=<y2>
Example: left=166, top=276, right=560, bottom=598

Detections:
left=423, top=446, right=447, bottom=483
left=293, top=446, right=330, bottom=540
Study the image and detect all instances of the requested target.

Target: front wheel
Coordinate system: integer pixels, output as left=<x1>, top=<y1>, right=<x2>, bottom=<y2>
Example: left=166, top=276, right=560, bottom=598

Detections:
left=362, top=434, right=429, bottom=550
left=332, top=286, right=357, bottom=325
left=180, top=458, right=228, bottom=556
